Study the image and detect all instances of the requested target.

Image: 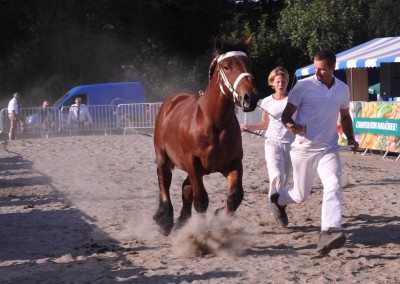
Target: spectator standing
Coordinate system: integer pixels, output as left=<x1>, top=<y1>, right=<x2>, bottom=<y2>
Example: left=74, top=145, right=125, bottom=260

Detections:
left=7, top=92, right=25, bottom=140
left=67, top=97, right=92, bottom=130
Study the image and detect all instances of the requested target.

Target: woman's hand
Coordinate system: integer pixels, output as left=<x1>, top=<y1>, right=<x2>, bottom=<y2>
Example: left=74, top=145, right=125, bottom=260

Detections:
left=239, top=124, right=248, bottom=132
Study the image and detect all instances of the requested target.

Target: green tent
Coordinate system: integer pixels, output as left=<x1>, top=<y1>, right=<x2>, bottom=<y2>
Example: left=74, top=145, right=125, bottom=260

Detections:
left=368, top=83, right=380, bottom=101
left=368, top=83, right=380, bottom=95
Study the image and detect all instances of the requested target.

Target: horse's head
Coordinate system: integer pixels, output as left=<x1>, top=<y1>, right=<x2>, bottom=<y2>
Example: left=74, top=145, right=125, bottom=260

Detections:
left=212, top=35, right=260, bottom=112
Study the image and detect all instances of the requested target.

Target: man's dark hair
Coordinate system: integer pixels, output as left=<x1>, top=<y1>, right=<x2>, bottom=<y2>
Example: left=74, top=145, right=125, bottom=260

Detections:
left=314, top=50, right=336, bottom=68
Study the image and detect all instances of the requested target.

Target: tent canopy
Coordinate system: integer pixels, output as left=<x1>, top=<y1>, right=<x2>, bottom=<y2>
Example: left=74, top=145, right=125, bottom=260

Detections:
left=295, top=37, right=400, bottom=78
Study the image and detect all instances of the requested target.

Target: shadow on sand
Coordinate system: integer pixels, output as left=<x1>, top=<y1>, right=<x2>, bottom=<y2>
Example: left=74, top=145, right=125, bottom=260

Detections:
left=0, top=146, right=148, bottom=282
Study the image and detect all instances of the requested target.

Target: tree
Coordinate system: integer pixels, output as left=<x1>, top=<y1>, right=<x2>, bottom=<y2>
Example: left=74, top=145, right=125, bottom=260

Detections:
left=368, top=0, right=400, bottom=37
left=279, top=0, right=366, bottom=60
left=3, top=0, right=396, bottom=105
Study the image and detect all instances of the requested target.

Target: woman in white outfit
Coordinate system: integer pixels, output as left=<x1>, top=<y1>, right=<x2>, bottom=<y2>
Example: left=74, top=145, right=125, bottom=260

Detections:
left=240, top=67, right=294, bottom=226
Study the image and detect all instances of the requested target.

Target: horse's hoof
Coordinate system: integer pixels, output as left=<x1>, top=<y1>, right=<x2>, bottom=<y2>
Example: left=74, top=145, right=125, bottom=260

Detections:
left=157, top=226, right=172, bottom=237
left=153, top=203, right=174, bottom=236
left=155, top=217, right=174, bottom=236
left=173, top=215, right=191, bottom=231
left=153, top=214, right=174, bottom=236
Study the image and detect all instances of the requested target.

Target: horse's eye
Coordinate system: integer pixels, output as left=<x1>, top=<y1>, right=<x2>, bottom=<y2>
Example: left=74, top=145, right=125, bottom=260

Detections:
left=223, top=66, right=229, bottom=71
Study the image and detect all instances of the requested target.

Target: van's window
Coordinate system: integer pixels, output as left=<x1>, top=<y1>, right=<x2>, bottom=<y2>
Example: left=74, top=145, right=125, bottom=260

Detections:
left=70, top=94, right=88, bottom=105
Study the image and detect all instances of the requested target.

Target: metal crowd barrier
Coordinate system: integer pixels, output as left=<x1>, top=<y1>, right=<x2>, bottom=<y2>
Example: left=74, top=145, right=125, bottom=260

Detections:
left=236, top=107, right=262, bottom=125
left=117, top=103, right=162, bottom=134
left=0, top=103, right=164, bottom=137
left=1, top=107, right=61, bottom=137
left=236, top=107, right=265, bottom=138
left=0, top=108, right=6, bottom=133
left=0, top=103, right=262, bottom=137
left=60, top=105, right=119, bottom=134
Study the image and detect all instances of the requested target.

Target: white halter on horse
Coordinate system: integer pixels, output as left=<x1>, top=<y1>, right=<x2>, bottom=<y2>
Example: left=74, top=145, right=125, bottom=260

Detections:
left=217, top=51, right=253, bottom=103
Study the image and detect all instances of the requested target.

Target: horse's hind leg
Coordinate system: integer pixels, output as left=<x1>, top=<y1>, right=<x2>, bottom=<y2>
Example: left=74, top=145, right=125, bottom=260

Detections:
left=174, top=177, right=193, bottom=230
left=153, top=153, right=174, bottom=236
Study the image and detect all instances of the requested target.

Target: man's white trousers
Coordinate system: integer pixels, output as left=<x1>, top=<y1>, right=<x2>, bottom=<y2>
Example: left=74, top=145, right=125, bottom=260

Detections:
left=278, top=148, right=343, bottom=231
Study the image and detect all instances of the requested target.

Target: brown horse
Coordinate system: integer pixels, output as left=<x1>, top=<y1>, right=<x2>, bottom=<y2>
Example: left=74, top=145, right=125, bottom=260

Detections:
left=153, top=36, right=260, bottom=236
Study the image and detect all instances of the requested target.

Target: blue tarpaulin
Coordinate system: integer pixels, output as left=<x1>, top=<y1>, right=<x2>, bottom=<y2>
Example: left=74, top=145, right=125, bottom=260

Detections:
left=295, top=37, right=400, bottom=78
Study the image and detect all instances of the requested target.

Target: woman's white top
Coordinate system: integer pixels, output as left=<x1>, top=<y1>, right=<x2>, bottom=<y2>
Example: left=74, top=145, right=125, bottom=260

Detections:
left=261, top=95, right=294, bottom=143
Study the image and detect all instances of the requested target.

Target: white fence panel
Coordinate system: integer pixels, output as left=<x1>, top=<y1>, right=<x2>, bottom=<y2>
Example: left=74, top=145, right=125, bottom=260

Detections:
left=236, top=107, right=262, bottom=124
left=1, top=102, right=267, bottom=136
left=117, top=103, right=162, bottom=130
left=0, top=108, right=7, bottom=134
left=60, top=105, right=119, bottom=132
left=1, top=107, right=61, bottom=135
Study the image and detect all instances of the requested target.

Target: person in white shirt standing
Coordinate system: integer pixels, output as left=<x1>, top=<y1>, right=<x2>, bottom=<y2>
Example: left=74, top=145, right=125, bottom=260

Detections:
left=67, top=97, right=93, bottom=130
left=7, top=92, right=25, bottom=140
left=240, top=67, right=294, bottom=226
left=272, top=50, right=359, bottom=255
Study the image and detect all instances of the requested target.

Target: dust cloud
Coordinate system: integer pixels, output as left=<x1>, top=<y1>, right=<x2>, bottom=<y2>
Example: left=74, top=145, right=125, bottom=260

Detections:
left=171, top=213, right=253, bottom=257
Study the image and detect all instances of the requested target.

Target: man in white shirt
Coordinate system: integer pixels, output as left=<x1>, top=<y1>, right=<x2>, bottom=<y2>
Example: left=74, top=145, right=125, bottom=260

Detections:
left=67, top=97, right=93, bottom=130
left=272, top=50, right=358, bottom=255
left=7, top=92, right=25, bottom=140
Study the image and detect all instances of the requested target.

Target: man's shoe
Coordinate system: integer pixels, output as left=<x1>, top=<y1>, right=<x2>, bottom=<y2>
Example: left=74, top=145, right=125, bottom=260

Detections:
left=270, top=193, right=288, bottom=227
left=316, top=230, right=346, bottom=255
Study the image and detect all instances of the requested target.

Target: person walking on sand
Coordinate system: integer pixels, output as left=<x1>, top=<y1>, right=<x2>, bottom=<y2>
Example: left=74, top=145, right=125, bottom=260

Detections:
left=7, top=92, right=25, bottom=140
left=240, top=67, right=294, bottom=225
left=271, top=50, right=358, bottom=255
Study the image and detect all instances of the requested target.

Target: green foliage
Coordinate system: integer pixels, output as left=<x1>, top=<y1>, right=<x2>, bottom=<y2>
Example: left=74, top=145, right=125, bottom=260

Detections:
left=0, top=0, right=399, bottom=105
left=368, top=0, right=400, bottom=37
left=279, top=0, right=366, bottom=60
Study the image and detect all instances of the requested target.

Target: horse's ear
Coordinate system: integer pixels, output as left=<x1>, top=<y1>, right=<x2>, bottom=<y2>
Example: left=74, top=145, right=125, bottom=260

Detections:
left=243, top=35, right=253, bottom=47
left=214, top=37, right=224, bottom=54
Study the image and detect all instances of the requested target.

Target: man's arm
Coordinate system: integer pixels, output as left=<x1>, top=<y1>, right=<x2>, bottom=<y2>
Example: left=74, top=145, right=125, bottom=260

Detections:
left=282, top=102, right=304, bottom=134
left=340, top=108, right=359, bottom=150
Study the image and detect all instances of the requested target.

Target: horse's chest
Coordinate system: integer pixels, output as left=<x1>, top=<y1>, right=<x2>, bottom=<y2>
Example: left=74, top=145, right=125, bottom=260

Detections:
left=199, top=131, right=237, bottom=168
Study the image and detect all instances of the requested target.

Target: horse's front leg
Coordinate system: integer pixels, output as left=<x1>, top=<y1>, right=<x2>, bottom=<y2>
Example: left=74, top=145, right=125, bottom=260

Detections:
left=188, top=158, right=209, bottom=214
left=153, top=155, right=174, bottom=236
left=221, top=158, right=244, bottom=215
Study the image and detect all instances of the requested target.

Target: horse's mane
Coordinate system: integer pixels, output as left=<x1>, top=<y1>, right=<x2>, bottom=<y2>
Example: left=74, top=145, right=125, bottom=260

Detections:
left=208, top=38, right=250, bottom=81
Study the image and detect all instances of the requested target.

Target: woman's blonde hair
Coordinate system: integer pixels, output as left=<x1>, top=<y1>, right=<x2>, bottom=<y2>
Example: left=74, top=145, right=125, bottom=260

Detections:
left=267, top=66, right=289, bottom=87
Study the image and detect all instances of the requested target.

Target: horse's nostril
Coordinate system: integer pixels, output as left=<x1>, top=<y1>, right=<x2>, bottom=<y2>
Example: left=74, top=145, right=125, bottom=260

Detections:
left=243, top=93, right=250, bottom=103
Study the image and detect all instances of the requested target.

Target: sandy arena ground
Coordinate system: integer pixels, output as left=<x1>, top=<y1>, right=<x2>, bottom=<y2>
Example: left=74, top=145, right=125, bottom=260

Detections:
left=0, top=133, right=399, bottom=283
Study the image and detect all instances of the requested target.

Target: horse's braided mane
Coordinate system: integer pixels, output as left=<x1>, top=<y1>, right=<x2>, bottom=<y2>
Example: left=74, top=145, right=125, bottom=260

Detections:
left=208, top=39, right=249, bottom=81
left=208, top=57, right=218, bottom=82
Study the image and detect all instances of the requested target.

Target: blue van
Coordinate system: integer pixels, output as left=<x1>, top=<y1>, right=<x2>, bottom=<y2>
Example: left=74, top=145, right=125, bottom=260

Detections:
left=53, top=82, right=146, bottom=107
left=25, top=82, right=146, bottom=129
